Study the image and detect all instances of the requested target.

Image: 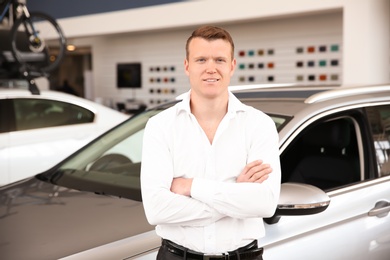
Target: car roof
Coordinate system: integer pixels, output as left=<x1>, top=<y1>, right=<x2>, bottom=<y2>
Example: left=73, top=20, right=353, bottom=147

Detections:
left=232, top=84, right=390, bottom=116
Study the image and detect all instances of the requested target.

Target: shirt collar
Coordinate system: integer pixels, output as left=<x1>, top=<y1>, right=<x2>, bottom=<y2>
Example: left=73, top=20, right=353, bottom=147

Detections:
left=176, top=90, right=247, bottom=116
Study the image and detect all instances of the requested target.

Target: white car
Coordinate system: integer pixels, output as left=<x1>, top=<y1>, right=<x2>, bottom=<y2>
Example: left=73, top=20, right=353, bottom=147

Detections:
left=0, top=82, right=128, bottom=186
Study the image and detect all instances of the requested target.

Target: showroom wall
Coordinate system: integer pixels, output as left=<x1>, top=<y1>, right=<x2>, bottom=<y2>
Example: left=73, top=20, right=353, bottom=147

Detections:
left=85, top=12, right=342, bottom=107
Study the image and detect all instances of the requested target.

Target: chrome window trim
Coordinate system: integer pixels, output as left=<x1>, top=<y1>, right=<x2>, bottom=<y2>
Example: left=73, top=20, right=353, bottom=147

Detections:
left=327, top=175, right=390, bottom=197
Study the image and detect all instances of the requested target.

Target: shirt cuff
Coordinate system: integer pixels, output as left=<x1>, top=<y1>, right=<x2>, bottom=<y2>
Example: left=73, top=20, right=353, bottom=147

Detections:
left=191, top=178, right=216, bottom=206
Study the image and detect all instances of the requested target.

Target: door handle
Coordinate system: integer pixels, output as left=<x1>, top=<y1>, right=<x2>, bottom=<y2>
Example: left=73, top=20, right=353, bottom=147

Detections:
left=368, top=201, right=390, bottom=218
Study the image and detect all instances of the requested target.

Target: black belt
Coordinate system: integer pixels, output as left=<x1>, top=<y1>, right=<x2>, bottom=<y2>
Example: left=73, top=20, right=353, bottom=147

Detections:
left=161, top=239, right=263, bottom=260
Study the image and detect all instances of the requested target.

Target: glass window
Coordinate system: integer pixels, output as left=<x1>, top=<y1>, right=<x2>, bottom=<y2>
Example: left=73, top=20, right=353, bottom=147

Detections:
left=282, top=116, right=361, bottom=190
left=269, top=115, right=289, bottom=130
left=366, top=105, right=390, bottom=177
left=0, top=99, right=11, bottom=133
left=13, top=99, right=94, bottom=131
left=48, top=109, right=161, bottom=201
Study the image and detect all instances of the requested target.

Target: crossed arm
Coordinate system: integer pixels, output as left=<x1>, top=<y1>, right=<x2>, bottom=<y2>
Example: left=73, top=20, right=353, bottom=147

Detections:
left=171, top=160, right=272, bottom=196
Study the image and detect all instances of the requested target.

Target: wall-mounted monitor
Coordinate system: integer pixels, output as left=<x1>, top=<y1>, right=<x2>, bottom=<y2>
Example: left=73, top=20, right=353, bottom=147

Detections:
left=117, top=63, right=142, bottom=88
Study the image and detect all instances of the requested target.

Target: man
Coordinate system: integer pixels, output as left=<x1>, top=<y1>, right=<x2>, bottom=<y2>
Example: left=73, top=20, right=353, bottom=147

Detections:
left=141, top=25, right=281, bottom=260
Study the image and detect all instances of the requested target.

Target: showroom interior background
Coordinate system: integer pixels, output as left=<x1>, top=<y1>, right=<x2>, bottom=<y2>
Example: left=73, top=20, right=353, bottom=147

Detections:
left=26, top=0, right=388, bottom=111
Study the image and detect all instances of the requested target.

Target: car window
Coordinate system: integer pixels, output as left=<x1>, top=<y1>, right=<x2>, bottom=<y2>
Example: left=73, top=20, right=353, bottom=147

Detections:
left=269, top=115, right=289, bottom=130
left=282, top=116, right=361, bottom=191
left=13, top=98, right=94, bottom=131
left=366, top=105, right=390, bottom=177
left=47, top=109, right=161, bottom=201
left=0, top=99, right=12, bottom=133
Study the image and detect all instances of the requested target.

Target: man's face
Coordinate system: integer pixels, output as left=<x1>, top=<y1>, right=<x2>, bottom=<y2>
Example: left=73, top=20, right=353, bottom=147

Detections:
left=184, top=37, right=236, bottom=99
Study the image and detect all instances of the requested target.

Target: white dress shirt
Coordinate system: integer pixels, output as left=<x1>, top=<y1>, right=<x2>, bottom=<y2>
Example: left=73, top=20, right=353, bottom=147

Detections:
left=141, top=90, right=281, bottom=254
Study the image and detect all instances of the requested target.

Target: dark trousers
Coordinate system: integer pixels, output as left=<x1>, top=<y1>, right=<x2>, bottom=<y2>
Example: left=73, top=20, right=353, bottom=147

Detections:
left=157, top=239, right=264, bottom=260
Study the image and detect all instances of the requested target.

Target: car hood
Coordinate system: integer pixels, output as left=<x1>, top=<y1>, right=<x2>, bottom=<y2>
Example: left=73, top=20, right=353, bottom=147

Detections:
left=0, top=177, right=154, bottom=260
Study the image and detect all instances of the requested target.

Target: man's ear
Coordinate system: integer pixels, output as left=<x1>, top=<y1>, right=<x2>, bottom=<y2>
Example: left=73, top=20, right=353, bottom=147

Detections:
left=184, top=58, right=190, bottom=76
left=230, top=58, right=237, bottom=76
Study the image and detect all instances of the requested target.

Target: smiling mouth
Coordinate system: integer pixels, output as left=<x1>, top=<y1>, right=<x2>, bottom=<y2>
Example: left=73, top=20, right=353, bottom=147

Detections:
left=204, top=78, right=219, bottom=82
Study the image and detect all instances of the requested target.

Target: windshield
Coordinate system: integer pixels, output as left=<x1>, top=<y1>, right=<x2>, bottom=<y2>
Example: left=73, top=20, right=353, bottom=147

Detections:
left=43, top=104, right=289, bottom=201
left=44, top=109, right=160, bottom=201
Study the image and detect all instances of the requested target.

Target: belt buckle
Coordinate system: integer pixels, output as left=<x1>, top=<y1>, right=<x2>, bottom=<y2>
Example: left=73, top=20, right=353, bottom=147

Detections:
left=203, top=253, right=227, bottom=260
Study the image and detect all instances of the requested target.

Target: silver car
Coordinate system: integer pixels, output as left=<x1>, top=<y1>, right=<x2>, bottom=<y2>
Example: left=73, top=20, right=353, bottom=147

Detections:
left=1, top=84, right=389, bottom=260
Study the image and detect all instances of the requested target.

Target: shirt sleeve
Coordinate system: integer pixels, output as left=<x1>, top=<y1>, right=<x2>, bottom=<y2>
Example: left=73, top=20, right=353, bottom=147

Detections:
left=141, top=116, right=225, bottom=226
left=191, top=112, right=281, bottom=219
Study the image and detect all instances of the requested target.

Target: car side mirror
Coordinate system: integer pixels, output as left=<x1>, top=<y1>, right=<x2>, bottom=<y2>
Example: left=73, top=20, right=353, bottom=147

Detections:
left=264, top=182, right=330, bottom=224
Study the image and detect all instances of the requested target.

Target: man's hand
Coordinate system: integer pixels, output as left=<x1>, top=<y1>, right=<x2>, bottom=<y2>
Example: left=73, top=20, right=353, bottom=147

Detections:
left=236, top=160, right=272, bottom=183
left=171, top=178, right=193, bottom=196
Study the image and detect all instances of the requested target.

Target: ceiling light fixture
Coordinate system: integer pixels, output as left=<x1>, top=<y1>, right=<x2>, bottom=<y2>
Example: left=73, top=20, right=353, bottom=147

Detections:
left=67, top=44, right=76, bottom=51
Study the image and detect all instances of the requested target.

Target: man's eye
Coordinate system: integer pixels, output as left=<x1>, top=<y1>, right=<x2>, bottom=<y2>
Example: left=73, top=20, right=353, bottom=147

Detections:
left=216, top=59, right=226, bottom=63
left=197, top=58, right=205, bottom=62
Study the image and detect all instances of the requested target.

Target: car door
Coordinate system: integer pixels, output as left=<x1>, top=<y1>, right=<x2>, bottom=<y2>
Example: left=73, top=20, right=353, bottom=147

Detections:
left=260, top=105, right=390, bottom=260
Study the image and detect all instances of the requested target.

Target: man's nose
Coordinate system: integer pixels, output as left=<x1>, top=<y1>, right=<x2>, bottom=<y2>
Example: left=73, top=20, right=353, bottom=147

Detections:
left=206, top=60, right=216, bottom=73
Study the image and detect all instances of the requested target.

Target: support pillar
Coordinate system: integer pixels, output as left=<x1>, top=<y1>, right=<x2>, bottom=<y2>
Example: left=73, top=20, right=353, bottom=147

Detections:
left=343, top=0, right=390, bottom=86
